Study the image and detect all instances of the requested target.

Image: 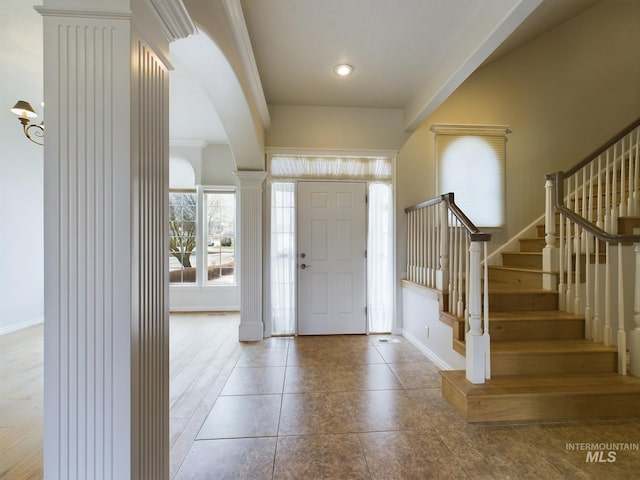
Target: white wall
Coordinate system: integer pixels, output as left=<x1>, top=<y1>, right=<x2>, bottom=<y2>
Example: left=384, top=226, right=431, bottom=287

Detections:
left=402, top=282, right=465, bottom=370
left=0, top=0, right=44, bottom=334
left=202, top=143, right=236, bottom=185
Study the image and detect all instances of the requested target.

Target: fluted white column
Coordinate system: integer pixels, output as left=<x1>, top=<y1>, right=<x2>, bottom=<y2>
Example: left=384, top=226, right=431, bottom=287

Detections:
left=40, top=1, right=193, bottom=478
left=234, top=171, right=268, bottom=341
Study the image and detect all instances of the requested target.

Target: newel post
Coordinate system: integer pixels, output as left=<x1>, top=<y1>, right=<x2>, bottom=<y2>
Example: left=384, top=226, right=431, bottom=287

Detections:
left=630, top=237, right=640, bottom=376
left=466, top=241, right=486, bottom=384
left=542, top=175, right=559, bottom=290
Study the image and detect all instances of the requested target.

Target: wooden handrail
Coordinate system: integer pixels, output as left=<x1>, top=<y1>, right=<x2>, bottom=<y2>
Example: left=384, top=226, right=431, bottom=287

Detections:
left=405, top=192, right=491, bottom=242
left=565, top=117, right=640, bottom=177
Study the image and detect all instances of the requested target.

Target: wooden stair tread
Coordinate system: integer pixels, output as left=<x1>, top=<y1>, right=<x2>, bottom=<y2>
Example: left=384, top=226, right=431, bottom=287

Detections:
left=489, top=265, right=544, bottom=274
left=489, top=310, right=583, bottom=321
left=486, top=281, right=555, bottom=293
left=491, top=338, right=617, bottom=354
left=441, top=370, right=640, bottom=397
left=501, top=252, right=540, bottom=256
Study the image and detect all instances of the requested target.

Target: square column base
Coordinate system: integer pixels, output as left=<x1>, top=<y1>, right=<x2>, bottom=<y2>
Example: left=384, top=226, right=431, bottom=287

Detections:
left=239, top=321, right=264, bottom=341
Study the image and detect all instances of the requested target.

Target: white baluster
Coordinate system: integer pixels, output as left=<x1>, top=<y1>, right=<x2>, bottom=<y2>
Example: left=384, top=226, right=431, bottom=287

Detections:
left=633, top=127, right=640, bottom=216
left=611, top=143, right=619, bottom=234
left=416, top=208, right=424, bottom=285
left=406, top=210, right=412, bottom=281
left=558, top=211, right=566, bottom=311
left=593, top=236, right=602, bottom=343
left=605, top=151, right=611, bottom=232
left=581, top=168, right=588, bottom=251
left=584, top=164, right=595, bottom=338
left=604, top=242, right=612, bottom=345
left=450, top=219, right=457, bottom=313
left=585, top=231, right=592, bottom=339
left=630, top=238, right=640, bottom=376
left=433, top=205, right=439, bottom=286
left=466, top=241, right=486, bottom=384
left=617, top=243, right=627, bottom=375
left=457, top=227, right=464, bottom=317
left=597, top=155, right=603, bottom=229
left=448, top=215, right=454, bottom=312
left=483, top=242, right=491, bottom=380
left=574, top=176, right=581, bottom=315
left=565, top=215, right=573, bottom=313
left=426, top=208, right=432, bottom=287
left=620, top=136, right=627, bottom=217
left=627, top=132, right=634, bottom=215
left=438, top=201, right=448, bottom=291
left=465, top=234, right=470, bottom=333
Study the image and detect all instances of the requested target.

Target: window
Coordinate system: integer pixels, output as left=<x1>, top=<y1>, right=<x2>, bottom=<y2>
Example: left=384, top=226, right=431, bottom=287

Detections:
left=169, top=188, right=236, bottom=285
left=432, top=125, right=510, bottom=227
left=169, top=191, right=198, bottom=283
left=205, top=191, right=235, bottom=284
left=270, top=182, right=296, bottom=335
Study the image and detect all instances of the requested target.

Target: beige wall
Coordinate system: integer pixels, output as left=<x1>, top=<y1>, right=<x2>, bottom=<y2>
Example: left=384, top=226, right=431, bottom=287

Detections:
left=266, top=104, right=408, bottom=151
left=397, top=0, right=640, bottom=252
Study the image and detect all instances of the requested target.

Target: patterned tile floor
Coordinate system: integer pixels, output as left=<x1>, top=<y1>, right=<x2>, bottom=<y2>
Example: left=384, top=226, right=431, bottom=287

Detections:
left=174, top=333, right=640, bottom=479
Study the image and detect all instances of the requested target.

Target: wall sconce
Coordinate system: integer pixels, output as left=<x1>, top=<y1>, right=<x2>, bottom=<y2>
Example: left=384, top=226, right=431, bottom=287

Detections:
left=10, top=100, right=44, bottom=146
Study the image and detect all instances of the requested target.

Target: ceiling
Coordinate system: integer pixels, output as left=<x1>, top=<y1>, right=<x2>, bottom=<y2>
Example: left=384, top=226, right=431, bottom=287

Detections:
left=173, top=0, right=599, bottom=143
left=6, top=0, right=600, bottom=146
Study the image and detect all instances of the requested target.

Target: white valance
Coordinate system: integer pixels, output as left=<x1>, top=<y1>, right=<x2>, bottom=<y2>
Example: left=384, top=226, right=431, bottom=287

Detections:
left=269, top=155, right=392, bottom=181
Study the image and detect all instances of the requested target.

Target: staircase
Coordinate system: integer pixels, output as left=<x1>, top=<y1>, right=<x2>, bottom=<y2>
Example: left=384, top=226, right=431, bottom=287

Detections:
left=440, top=218, right=640, bottom=422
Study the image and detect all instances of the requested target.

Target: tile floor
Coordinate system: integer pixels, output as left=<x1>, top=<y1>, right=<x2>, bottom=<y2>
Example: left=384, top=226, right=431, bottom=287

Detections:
left=174, top=334, right=640, bottom=479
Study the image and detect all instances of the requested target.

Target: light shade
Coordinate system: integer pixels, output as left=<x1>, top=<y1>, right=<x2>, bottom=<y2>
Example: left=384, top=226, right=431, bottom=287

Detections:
left=10, top=100, right=38, bottom=119
left=334, top=64, right=353, bottom=76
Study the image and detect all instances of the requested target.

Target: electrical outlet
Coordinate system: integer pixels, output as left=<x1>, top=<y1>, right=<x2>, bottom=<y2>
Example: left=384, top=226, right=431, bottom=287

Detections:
left=425, top=326, right=430, bottom=338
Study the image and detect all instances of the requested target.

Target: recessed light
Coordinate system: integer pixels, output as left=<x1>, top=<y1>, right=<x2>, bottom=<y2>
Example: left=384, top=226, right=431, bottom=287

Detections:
left=334, top=64, right=353, bottom=76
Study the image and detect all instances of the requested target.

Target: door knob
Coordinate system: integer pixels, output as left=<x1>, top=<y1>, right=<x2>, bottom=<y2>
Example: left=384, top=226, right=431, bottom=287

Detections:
left=300, top=263, right=311, bottom=269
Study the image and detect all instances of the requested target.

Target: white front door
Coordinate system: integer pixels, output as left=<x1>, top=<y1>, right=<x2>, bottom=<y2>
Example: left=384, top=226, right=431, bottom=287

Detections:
left=297, top=181, right=367, bottom=335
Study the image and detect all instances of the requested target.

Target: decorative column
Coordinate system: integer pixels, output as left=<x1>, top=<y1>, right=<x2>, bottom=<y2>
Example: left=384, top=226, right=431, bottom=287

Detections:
left=39, top=1, right=193, bottom=478
left=234, top=171, right=268, bottom=341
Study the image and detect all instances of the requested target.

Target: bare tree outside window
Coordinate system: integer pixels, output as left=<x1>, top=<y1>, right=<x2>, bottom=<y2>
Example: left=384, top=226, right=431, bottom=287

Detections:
left=206, top=192, right=235, bottom=284
left=169, top=191, right=197, bottom=283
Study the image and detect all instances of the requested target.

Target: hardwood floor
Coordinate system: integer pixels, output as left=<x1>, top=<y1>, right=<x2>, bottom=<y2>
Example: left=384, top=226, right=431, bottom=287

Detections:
left=0, top=325, right=42, bottom=480
left=3, top=314, right=640, bottom=479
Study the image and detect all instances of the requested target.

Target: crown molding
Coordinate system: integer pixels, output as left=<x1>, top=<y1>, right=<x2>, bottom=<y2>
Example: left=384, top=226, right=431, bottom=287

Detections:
left=35, top=6, right=131, bottom=20
left=222, top=0, right=270, bottom=129
left=147, top=0, right=196, bottom=41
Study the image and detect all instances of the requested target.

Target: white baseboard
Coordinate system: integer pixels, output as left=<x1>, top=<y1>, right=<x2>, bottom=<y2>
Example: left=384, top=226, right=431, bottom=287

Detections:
left=401, top=328, right=455, bottom=370
left=169, top=305, right=240, bottom=313
left=0, top=316, right=44, bottom=336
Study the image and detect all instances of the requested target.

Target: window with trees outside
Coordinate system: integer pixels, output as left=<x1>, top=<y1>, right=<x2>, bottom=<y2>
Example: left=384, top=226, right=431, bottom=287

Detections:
left=169, top=191, right=198, bottom=283
left=169, top=189, right=236, bottom=285
left=205, top=192, right=235, bottom=284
